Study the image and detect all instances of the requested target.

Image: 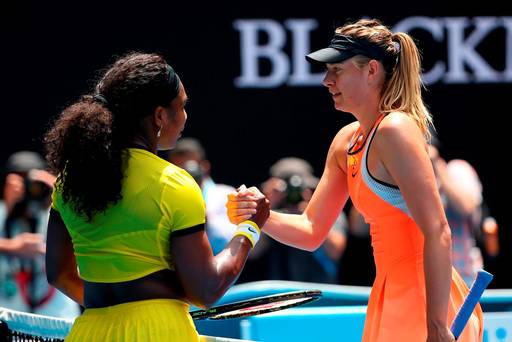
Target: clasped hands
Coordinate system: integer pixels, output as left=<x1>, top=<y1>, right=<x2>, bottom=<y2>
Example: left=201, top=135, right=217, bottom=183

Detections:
left=226, top=185, right=269, bottom=229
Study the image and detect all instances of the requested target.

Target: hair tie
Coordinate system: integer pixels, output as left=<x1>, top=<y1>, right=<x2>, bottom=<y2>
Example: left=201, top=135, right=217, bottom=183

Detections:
left=389, top=37, right=401, bottom=70
left=392, top=41, right=401, bottom=53
left=92, top=93, right=108, bottom=105
left=167, top=66, right=181, bottom=100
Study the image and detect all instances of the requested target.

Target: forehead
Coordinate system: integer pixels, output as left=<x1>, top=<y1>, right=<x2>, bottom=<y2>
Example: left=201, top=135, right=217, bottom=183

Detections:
left=171, top=82, right=188, bottom=106
left=177, top=82, right=187, bottom=100
left=326, top=59, right=354, bottom=69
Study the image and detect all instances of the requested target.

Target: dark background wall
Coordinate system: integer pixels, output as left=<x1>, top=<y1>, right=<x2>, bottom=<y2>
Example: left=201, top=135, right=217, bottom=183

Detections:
left=1, top=2, right=510, bottom=286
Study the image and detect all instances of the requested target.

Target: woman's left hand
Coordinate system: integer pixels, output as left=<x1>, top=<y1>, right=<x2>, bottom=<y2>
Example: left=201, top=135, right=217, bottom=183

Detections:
left=426, top=324, right=455, bottom=342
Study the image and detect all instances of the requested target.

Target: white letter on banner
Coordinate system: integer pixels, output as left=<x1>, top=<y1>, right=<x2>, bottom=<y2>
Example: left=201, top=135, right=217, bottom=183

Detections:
left=234, top=19, right=289, bottom=88
left=444, top=17, right=501, bottom=83
left=393, top=16, right=445, bottom=85
left=502, top=17, right=512, bottom=81
left=285, top=19, right=324, bottom=86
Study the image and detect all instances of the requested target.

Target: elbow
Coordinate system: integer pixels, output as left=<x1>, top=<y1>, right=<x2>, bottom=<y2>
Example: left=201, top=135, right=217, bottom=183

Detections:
left=46, top=276, right=57, bottom=288
left=46, top=261, right=69, bottom=289
left=189, top=279, right=229, bottom=309
left=293, top=229, right=324, bottom=251
left=302, top=236, right=324, bottom=252
left=440, top=221, right=452, bottom=247
left=46, top=268, right=59, bottom=288
left=426, top=221, right=452, bottom=248
left=297, top=215, right=325, bottom=252
left=47, top=271, right=67, bottom=291
left=198, top=288, right=223, bottom=309
left=192, top=292, right=222, bottom=309
left=442, top=228, right=452, bottom=254
left=199, top=296, right=219, bottom=309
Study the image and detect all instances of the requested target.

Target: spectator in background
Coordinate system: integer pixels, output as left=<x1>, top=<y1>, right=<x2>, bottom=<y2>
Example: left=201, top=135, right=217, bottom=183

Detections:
left=429, top=135, right=496, bottom=286
left=0, top=151, right=80, bottom=318
left=238, top=157, right=347, bottom=284
left=164, top=137, right=237, bottom=255
left=480, top=202, right=500, bottom=260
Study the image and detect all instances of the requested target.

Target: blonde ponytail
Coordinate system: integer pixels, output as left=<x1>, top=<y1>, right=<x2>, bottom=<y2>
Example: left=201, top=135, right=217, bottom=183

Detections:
left=380, top=32, right=432, bottom=140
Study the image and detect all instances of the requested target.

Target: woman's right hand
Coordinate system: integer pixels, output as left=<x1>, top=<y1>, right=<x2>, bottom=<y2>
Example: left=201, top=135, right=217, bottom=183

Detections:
left=227, top=185, right=270, bottom=228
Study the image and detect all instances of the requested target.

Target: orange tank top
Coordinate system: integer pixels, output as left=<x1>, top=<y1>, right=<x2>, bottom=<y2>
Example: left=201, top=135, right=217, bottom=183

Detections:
left=346, top=114, right=483, bottom=342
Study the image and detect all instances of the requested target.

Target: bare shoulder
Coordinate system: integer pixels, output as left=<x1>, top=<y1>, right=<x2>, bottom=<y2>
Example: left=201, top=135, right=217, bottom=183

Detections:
left=380, top=112, right=420, bottom=132
left=376, top=112, right=425, bottom=146
left=373, top=112, right=429, bottom=167
left=331, top=121, right=360, bottom=152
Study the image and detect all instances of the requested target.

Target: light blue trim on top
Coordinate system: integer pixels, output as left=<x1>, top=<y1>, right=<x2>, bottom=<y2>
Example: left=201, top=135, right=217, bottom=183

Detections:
left=360, top=131, right=412, bottom=219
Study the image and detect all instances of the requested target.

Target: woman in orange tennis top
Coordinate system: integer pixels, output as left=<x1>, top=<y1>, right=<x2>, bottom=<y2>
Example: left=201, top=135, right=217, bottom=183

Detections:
left=227, top=19, right=483, bottom=342
left=43, top=52, right=269, bottom=341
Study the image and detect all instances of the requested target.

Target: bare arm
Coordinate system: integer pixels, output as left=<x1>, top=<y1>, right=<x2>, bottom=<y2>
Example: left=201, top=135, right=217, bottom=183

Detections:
left=227, top=123, right=357, bottom=251
left=376, top=113, right=453, bottom=340
left=0, top=234, right=46, bottom=258
left=171, top=197, right=269, bottom=309
left=171, top=230, right=251, bottom=308
left=46, top=209, right=84, bottom=305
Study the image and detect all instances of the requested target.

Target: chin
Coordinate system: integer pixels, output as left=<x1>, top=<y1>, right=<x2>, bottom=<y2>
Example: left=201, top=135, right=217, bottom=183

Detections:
left=159, top=137, right=180, bottom=151
left=334, top=103, right=347, bottom=112
left=158, top=143, right=175, bottom=151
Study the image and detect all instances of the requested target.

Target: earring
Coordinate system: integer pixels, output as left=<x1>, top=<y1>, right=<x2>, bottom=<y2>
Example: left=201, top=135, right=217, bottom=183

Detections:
left=157, top=125, right=162, bottom=138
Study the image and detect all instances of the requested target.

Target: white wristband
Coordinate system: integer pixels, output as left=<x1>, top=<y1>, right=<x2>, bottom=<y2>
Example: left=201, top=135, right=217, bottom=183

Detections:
left=234, top=221, right=261, bottom=248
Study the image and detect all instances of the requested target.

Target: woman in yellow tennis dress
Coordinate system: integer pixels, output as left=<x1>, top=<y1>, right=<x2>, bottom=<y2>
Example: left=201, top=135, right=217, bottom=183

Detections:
left=44, top=52, right=269, bottom=341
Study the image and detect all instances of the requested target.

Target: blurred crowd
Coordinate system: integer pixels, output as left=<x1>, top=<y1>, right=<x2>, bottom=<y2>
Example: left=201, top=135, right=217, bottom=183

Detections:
left=0, top=136, right=502, bottom=318
left=0, top=151, right=80, bottom=318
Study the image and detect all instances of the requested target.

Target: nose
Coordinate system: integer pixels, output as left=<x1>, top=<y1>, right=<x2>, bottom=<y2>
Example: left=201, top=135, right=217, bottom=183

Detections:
left=322, top=71, right=335, bottom=88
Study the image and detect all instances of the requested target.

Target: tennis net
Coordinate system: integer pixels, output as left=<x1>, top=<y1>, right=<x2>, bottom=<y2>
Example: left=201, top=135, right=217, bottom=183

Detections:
left=1, top=306, right=252, bottom=342
left=0, top=307, right=72, bottom=341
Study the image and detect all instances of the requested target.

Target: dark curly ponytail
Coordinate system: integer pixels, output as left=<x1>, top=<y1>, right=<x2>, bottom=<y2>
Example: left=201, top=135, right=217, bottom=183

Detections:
left=45, top=96, right=122, bottom=221
left=44, top=52, right=180, bottom=221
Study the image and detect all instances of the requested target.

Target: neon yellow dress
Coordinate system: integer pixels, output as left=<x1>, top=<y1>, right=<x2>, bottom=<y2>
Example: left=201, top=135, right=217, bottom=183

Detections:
left=52, top=148, right=206, bottom=341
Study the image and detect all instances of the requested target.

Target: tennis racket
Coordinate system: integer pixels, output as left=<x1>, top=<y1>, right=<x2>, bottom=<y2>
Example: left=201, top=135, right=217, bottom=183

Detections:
left=450, top=269, right=493, bottom=339
left=190, top=290, right=322, bottom=320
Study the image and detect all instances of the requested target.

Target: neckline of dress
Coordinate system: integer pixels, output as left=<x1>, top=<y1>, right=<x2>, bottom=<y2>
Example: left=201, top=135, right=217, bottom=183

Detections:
left=347, top=114, right=385, bottom=155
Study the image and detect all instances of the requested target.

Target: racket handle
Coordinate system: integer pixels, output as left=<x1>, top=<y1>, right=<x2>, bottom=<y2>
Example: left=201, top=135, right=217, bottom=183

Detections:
left=450, top=270, right=493, bottom=339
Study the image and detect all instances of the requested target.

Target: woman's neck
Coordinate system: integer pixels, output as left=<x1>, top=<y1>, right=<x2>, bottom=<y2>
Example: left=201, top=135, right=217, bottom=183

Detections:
left=351, top=90, right=382, bottom=136
left=355, top=110, right=382, bottom=136
left=129, top=134, right=157, bottom=154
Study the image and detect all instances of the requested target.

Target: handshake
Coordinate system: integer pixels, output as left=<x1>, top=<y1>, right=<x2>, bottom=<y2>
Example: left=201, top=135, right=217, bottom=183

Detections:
left=226, top=185, right=270, bottom=230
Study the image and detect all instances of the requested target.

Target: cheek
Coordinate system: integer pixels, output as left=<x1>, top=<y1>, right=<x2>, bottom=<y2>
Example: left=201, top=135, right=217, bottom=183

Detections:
left=342, top=76, right=365, bottom=96
left=336, top=74, right=354, bottom=92
left=177, top=111, right=187, bottom=126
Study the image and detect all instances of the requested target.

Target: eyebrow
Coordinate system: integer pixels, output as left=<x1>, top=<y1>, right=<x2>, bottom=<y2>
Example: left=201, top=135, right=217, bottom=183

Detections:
left=183, top=98, right=190, bottom=107
left=326, top=64, right=343, bottom=71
